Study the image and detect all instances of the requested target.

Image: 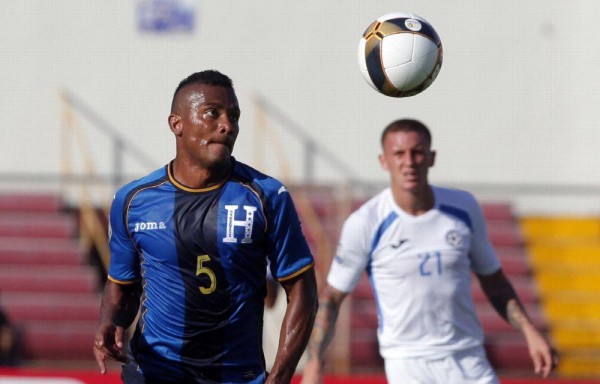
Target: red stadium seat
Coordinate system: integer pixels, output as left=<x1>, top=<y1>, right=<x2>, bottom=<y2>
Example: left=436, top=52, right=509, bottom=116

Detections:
left=18, top=320, right=100, bottom=359
left=0, top=192, right=105, bottom=363
left=0, top=213, right=77, bottom=239
left=0, top=237, right=85, bottom=266
left=484, top=333, right=533, bottom=371
left=0, top=265, right=99, bottom=293
left=0, top=193, right=63, bottom=213
left=1, top=292, right=101, bottom=322
left=481, top=202, right=515, bottom=221
left=350, top=329, right=383, bottom=368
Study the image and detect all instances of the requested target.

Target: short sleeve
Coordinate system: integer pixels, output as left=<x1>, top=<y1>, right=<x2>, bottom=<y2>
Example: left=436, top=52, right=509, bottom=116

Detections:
left=107, top=190, right=141, bottom=283
left=466, top=194, right=501, bottom=275
left=265, top=187, right=314, bottom=281
left=327, top=211, right=371, bottom=293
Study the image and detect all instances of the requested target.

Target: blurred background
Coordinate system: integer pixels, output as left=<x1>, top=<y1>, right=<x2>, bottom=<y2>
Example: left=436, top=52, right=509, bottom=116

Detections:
left=0, top=0, right=599, bottom=382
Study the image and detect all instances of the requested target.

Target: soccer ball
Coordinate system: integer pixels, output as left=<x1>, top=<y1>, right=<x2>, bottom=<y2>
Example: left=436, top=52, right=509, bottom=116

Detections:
left=357, top=12, right=443, bottom=97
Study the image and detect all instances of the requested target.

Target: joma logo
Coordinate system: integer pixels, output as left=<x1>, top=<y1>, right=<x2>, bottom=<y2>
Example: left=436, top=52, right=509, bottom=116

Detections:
left=133, top=221, right=166, bottom=232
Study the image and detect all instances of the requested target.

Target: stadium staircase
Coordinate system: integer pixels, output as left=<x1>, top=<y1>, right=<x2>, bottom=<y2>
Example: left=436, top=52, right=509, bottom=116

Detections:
left=0, top=192, right=101, bottom=364
left=521, top=217, right=600, bottom=379
left=292, top=186, right=549, bottom=376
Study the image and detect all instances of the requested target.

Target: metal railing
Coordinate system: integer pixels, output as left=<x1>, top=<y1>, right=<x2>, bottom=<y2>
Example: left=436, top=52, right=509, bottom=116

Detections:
left=251, top=93, right=375, bottom=190
left=60, top=90, right=159, bottom=191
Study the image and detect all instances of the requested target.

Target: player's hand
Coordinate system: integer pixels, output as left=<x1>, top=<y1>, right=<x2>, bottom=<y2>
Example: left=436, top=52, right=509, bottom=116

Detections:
left=300, top=358, right=324, bottom=384
left=522, top=323, right=558, bottom=377
left=93, top=323, right=128, bottom=374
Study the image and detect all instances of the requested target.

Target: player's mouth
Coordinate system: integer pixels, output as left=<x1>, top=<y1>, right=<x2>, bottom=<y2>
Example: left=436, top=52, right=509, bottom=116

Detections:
left=202, top=139, right=234, bottom=151
left=403, top=171, right=419, bottom=180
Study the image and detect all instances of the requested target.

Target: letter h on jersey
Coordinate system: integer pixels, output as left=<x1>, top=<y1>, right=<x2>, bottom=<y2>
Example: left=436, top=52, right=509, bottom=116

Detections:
left=222, top=205, right=257, bottom=244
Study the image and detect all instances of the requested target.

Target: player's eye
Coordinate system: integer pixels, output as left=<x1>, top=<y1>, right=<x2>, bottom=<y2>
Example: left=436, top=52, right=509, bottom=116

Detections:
left=204, top=109, right=219, bottom=118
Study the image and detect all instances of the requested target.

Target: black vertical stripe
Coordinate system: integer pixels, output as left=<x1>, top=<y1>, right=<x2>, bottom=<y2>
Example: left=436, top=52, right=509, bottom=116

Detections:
left=365, top=39, right=386, bottom=90
left=175, top=189, right=231, bottom=382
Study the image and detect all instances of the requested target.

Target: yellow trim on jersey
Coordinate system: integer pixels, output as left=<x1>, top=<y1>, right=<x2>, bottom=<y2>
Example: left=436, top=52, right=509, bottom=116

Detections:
left=107, top=275, right=142, bottom=285
left=238, top=181, right=267, bottom=233
left=277, top=262, right=315, bottom=282
left=167, top=161, right=226, bottom=192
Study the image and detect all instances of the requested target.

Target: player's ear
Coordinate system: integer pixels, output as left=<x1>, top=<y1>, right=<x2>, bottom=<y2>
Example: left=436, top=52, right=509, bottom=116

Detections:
left=168, top=114, right=183, bottom=136
left=429, top=150, right=436, bottom=167
left=379, top=153, right=389, bottom=171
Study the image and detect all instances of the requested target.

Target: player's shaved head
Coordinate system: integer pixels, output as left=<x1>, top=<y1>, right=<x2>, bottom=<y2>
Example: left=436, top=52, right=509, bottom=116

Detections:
left=381, top=118, right=432, bottom=148
left=171, top=70, right=234, bottom=113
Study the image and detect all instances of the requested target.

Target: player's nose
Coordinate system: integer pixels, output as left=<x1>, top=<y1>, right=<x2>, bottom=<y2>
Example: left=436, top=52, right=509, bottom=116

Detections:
left=217, top=118, right=235, bottom=134
left=218, top=122, right=230, bottom=134
left=216, top=118, right=239, bottom=144
left=400, top=152, right=415, bottom=166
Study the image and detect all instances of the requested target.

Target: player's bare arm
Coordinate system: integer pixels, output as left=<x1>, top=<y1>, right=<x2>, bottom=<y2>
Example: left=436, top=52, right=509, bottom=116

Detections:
left=93, top=280, right=141, bottom=374
left=267, top=268, right=318, bottom=384
left=477, top=269, right=527, bottom=326
left=301, top=285, right=348, bottom=384
left=477, top=269, right=558, bottom=377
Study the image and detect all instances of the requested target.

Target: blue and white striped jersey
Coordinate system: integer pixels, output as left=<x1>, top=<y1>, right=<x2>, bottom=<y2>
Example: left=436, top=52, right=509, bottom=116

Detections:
left=108, top=158, right=314, bottom=383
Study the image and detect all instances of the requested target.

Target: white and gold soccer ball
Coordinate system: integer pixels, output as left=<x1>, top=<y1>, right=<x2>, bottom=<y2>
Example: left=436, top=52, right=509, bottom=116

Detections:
left=358, top=12, right=443, bottom=98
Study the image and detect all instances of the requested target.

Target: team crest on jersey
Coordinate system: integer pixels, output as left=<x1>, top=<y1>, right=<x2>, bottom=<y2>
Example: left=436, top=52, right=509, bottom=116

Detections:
left=222, top=204, right=257, bottom=244
left=445, top=230, right=463, bottom=248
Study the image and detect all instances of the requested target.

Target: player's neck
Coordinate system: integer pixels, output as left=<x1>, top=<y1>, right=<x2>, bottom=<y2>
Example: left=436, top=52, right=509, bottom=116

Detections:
left=170, top=158, right=231, bottom=189
left=391, top=185, right=434, bottom=216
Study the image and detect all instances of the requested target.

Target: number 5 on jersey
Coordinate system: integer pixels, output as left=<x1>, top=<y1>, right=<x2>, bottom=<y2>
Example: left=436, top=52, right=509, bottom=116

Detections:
left=197, top=254, right=216, bottom=294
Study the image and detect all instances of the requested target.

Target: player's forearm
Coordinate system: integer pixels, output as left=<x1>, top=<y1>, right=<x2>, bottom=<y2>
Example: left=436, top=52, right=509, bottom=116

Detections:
left=305, top=286, right=346, bottom=364
left=99, top=281, right=141, bottom=328
left=269, top=309, right=315, bottom=383
left=478, top=269, right=533, bottom=330
left=268, top=270, right=318, bottom=383
left=505, top=298, right=535, bottom=330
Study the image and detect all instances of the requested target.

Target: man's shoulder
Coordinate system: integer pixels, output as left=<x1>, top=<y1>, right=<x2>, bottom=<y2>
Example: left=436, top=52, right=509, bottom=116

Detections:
left=432, top=185, right=482, bottom=224
left=345, top=188, right=392, bottom=226
left=114, top=165, right=168, bottom=200
left=433, top=185, right=477, bottom=204
left=231, top=159, right=285, bottom=196
left=353, top=188, right=390, bottom=212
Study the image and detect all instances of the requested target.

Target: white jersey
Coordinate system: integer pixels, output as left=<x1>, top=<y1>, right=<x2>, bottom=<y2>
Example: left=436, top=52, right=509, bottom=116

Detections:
left=327, top=186, right=501, bottom=359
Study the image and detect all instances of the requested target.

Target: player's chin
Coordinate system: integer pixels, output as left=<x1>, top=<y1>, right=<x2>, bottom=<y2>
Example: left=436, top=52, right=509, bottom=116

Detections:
left=205, top=147, right=233, bottom=167
left=400, top=178, right=421, bottom=191
left=208, top=143, right=233, bottom=158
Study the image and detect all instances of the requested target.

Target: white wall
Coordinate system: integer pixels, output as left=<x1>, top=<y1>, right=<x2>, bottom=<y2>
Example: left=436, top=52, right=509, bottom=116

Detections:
left=1, top=1, right=599, bottom=213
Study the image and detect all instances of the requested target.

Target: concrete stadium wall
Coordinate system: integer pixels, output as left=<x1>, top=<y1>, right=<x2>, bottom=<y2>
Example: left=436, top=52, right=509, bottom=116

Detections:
left=1, top=1, right=600, bottom=214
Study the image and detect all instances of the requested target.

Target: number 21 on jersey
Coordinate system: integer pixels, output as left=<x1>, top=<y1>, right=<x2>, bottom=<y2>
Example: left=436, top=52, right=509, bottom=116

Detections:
left=419, top=251, right=442, bottom=276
